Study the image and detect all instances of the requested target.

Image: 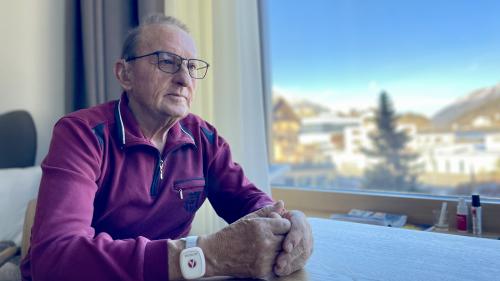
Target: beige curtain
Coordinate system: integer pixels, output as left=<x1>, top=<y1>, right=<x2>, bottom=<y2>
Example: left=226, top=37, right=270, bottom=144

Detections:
left=164, top=0, right=271, bottom=235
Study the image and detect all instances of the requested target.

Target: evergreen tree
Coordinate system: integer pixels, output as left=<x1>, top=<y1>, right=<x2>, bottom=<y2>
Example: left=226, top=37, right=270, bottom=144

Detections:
left=362, top=91, right=418, bottom=191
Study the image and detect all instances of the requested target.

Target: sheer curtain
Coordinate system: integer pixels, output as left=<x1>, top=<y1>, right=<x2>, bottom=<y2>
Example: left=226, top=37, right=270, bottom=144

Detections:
left=164, top=0, right=271, bottom=235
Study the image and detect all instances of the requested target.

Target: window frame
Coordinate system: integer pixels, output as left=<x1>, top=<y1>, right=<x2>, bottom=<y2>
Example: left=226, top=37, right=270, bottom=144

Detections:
left=259, top=1, right=500, bottom=234
left=271, top=186, right=500, bottom=233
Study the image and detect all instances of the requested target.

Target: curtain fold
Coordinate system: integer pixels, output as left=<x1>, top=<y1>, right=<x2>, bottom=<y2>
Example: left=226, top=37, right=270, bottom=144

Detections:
left=65, top=0, right=164, bottom=112
left=164, top=0, right=271, bottom=235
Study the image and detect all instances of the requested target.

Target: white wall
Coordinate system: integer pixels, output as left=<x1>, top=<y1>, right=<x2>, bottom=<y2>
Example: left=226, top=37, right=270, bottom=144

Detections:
left=0, top=1, right=66, bottom=164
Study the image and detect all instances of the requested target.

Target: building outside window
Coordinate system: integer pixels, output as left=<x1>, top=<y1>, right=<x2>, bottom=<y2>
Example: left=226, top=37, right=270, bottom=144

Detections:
left=266, top=0, right=500, bottom=199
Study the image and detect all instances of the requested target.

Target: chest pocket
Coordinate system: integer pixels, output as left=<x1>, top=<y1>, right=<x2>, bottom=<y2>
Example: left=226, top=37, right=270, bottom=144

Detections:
left=173, top=178, right=206, bottom=213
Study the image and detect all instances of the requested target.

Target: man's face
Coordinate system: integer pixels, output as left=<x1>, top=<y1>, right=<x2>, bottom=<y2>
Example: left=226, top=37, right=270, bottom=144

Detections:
left=126, top=24, right=197, bottom=121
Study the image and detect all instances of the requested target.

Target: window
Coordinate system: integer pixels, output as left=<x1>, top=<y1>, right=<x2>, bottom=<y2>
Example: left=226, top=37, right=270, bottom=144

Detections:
left=266, top=0, right=500, bottom=199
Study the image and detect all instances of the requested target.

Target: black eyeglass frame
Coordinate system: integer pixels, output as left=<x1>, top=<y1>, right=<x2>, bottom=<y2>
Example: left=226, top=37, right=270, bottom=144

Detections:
left=125, top=51, right=210, bottom=79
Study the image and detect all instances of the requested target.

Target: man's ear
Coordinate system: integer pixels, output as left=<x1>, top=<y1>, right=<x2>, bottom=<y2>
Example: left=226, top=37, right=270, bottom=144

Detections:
left=114, top=59, right=133, bottom=91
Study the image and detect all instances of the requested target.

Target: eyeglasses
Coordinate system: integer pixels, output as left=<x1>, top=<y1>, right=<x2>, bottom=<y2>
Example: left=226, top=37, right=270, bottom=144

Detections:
left=125, top=51, right=210, bottom=79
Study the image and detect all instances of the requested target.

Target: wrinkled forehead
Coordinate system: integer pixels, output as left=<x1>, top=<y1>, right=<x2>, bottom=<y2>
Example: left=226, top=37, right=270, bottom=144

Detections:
left=138, top=24, right=197, bottom=58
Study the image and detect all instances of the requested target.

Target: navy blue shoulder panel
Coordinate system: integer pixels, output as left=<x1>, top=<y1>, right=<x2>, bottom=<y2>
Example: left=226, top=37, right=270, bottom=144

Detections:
left=201, top=126, right=215, bottom=144
left=92, top=123, right=105, bottom=149
left=114, top=101, right=125, bottom=148
left=180, top=124, right=195, bottom=140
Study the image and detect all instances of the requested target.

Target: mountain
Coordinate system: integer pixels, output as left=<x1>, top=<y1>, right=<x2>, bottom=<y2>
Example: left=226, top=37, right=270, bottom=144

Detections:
left=290, top=100, right=331, bottom=118
left=432, top=83, right=500, bottom=130
left=398, top=113, right=431, bottom=131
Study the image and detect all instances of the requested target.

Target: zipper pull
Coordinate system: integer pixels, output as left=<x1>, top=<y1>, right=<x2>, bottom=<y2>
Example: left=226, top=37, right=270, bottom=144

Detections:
left=179, top=188, right=183, bottom=200
left=159, top=160, right=164, bottom=180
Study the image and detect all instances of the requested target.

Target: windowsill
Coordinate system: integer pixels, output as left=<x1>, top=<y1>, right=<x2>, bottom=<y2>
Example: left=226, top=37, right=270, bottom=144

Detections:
left=272, top=185, right=500, bottom=204
left=429, top=228, right=499, bottom=240
left=271, top=186, right=500, bottom=233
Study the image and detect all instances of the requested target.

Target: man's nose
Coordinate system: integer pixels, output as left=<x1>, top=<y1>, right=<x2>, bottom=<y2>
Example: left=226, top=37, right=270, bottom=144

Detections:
left=173, top=62, right=191, bottom=87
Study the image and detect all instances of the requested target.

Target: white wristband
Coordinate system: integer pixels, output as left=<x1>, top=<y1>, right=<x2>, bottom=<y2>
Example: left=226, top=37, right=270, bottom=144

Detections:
left=183, top=235, right=198, bottom=248
left=180, top=236, right=205, bottom=279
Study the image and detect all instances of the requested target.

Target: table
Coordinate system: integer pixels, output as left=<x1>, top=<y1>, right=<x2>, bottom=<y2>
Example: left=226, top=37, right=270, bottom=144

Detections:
left=267, top=218, right=500, bottom=281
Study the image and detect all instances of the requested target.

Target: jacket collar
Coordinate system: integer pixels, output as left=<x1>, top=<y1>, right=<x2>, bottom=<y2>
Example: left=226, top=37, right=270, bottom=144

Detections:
left=114, top=93, right=196, bottom=150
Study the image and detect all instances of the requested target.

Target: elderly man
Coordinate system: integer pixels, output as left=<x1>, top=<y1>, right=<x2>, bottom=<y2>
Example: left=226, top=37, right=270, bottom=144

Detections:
left=21, top=14, right=312, bottom=281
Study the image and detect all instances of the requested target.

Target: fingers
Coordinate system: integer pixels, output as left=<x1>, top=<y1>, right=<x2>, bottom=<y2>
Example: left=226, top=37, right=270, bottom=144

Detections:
left=251, top=200, right=286, bottom=218
left=276, top=233, right=303, bottom=272
left=276, top=241, right=302, bottom=266
left=282, top=211, right=300, bottom=252
left=274, top=236, right=309, bottom=276
left=273, top=211, right=314, bottom=277
left=274, top=200, right=286, bottom=215
left=256, top=217, right=291, bottom=235
left=274, top=249, right=296, bottom=275
left=265, top=200, right=286, bottom=216
left=269, top=234, right=287, bottom=252
left=282, top=210, right=309, bottom=252
left=274, top=251, right=301, bottom=276
left=282, top=229, right=299, bottom=253
left=268, top=211, right=282, bottom=219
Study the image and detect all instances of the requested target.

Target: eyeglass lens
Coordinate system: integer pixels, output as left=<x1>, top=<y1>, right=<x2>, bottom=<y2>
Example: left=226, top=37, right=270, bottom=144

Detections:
left=157, top=52, right=208, bottom=79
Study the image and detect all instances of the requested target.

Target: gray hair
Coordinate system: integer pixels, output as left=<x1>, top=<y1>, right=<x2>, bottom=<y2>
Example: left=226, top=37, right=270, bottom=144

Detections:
left=121, top=14, right=190, bottom=60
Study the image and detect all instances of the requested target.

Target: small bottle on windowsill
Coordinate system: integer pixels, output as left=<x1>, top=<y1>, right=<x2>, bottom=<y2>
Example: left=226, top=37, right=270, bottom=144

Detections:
left=456, top=197, right=468, bottom=233
left=471, top=194, right=482, bottom=237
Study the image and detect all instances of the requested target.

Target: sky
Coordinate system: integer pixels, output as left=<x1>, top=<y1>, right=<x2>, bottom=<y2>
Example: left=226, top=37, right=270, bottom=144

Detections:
left=267, top=0, right=500, bottom=117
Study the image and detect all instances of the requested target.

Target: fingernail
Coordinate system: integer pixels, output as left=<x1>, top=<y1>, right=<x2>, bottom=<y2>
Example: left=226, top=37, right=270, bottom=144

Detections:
left=286, top=243, right=293, bottom=252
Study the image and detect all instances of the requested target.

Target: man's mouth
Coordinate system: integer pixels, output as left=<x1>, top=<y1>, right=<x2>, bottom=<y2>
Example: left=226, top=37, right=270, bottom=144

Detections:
left=167, top=93, right=184, bottom=98
left=165, top=93, right=188, bottom=103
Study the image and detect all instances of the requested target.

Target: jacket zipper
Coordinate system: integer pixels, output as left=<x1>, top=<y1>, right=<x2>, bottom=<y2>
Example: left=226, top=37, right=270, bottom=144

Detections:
left=149, top=143, right=195, bottom=197
left=150, top=153, right=164, bottom=196
left=159, top=159, right=164, bottom=180
left=175, top=187, right=184, bottom=199
left=173, top=177, right=205, bottom=199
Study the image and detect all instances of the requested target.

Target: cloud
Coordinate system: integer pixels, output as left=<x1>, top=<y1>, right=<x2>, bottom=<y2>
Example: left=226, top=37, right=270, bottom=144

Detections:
left=272, top=84, right=458, bottom=117
left=466, top=63, right=479, bottom=72
left=368, top=80, right=381, bottom=92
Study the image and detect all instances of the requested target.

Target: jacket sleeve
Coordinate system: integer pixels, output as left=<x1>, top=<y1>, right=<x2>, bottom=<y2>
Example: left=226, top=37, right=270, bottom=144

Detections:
left=205, top=129, right=274, bottom=223
left=23, top=117, right=168, bottom=281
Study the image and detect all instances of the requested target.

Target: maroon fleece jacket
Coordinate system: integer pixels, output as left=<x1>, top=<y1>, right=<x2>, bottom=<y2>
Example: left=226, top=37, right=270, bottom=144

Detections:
left=21, top=93, right=273, bottom=281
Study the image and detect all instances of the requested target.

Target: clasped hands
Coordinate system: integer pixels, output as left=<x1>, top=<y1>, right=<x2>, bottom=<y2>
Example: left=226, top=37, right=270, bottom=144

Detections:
left=200, top=201, right=313, bottom=278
